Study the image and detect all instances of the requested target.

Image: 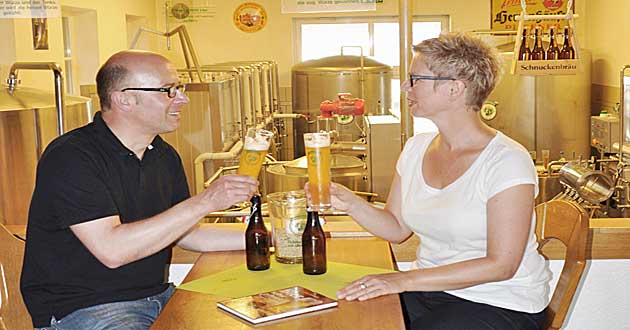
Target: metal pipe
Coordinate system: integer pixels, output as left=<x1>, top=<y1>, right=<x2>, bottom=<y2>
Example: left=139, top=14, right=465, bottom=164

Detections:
left=619, top=65, right=630, bottom=170
left=272, top=113, right=307, bottom=119
left=331, top=142, right=367, bottom=152
left=193, top=141, right=243, bottom=194
left=341, top=46, right=365, bottom=100
left=8, top=62, right=65, bottom=135
left=164, top=2, right=170, bottom=50
left=130, top=25, right=204, bottom=83
left=399, top=0, right=413, bottom=145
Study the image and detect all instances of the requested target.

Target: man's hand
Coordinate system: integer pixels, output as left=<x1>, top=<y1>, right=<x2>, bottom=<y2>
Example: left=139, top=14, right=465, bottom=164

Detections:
left=201, top=174, right=258, bottom=212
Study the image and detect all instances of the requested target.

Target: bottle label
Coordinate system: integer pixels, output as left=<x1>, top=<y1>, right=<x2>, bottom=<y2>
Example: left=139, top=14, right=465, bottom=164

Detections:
left=286, top=216, right=306, bottom=235
left=272, top=214, right=306, bottom=260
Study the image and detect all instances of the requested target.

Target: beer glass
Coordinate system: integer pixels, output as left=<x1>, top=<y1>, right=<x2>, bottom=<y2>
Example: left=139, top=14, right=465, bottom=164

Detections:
left=304, top=132, right=331, bottom=211
left=237, top=128, right=274, bottom=179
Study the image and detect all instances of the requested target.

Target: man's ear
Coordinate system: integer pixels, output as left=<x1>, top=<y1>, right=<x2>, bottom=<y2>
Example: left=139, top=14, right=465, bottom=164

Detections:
left=110, top=91, right=135, bottom=112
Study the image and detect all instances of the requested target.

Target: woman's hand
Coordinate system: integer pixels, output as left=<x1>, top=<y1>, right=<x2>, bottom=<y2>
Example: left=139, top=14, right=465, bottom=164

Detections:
left=337, top=272, right=406, bottom=301
left=304, top=182, right=361, bottom=213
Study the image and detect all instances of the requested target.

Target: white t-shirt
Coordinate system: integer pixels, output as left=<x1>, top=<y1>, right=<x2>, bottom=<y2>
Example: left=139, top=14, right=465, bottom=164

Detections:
left=396, top=131, right=551, bottom=313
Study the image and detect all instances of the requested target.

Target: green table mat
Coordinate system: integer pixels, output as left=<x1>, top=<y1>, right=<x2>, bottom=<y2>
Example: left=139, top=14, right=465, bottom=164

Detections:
left=177, top=259, right=395, bottom=299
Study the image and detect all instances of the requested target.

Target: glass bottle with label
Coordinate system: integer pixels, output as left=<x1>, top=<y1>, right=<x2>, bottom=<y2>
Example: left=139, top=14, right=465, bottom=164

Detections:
left=245, top=194, right=270, bottom=271
left=546, top=26, right=560, bottom=60
left=518, top=28, right=531, bottom=61
left=529, top=26, right=546, bottom=60
left=559, top=26, right=576, bottom=59
left=302, top=210, right=327, bottom=275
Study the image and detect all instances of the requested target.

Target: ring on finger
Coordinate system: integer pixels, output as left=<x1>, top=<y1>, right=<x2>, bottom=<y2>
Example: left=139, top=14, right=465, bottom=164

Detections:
left=359, top=282, right=367, bottom=290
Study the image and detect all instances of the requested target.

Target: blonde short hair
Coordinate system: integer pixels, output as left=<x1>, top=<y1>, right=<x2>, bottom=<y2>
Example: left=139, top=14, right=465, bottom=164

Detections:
left=413, top=32, right=501, bottom=111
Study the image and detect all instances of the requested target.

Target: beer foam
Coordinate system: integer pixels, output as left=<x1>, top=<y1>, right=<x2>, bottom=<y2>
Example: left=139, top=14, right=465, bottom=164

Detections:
left=304, top=134, right=330, bottom=148
left=244, top=136, right=270, bottom=151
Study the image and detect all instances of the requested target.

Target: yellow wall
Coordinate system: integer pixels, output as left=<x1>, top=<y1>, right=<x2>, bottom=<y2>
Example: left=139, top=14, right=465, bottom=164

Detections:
left=585, top=0, right=630, bottom=86
left=153, top=0, right=492, bottom=86
left=1, top=1, right=627, bottom=92
left=0, top=0, right=156, bottom=91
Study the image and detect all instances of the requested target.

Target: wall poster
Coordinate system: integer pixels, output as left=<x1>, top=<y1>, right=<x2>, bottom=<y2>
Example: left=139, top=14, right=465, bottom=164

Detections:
left=491, top=0, right=575, bottom=31
left=166, top=0, right=216, bottom=24
left=233, top=2, right=267, bottom=33
left=281, top=0, right=376, bottom=14
left=0, top=0, right=61, bottom=18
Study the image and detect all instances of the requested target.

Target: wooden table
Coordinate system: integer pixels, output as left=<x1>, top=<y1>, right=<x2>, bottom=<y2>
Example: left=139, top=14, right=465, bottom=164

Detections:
left=151, top=238, right=405, bottom=329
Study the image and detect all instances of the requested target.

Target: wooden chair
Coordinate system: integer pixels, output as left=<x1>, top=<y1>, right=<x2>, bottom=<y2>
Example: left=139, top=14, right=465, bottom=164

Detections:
left=535, top=200, right=589, bottom=330
left=0, top=224, right=32, bottom=330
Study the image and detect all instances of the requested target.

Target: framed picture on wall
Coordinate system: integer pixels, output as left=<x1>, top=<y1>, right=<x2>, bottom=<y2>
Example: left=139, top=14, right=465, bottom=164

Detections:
left=32, top=18, right=49, bottom=50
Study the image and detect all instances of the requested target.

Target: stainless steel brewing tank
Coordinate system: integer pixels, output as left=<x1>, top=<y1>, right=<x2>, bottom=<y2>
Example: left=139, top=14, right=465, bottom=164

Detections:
left=0, top=86, right=92, bottom=225
left=291, top=55, right=392, bottom=157
left=481, top=51, right=592, bottom=163
left=161, top=79, right=241, bottom=195
left=264, top=154, right=367, bottom=196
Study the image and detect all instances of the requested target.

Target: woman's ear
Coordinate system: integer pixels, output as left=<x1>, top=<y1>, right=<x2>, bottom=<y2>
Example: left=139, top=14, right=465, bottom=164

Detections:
left=448, top=80, right=466, bottom=98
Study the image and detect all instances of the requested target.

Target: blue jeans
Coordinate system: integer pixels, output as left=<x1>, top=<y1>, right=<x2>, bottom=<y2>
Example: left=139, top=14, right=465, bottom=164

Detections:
left=36, top=284, right=175, bottom=330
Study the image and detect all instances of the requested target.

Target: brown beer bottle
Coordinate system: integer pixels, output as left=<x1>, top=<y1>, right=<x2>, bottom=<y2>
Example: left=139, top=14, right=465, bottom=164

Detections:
left=245, top=194, right=270, bottom=271
left=559, top=26, right=576, bottom=59
left=302, top=210, right=327, bottom=275
left=517, top=28, right=531, bottom=61
left=529, top=26, right=546, bottom=60
left=546, top=26, right=560, bottom=60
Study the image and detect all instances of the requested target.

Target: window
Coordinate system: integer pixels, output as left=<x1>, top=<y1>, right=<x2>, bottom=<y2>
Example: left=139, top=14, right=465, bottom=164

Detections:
left=295, top=16, right=448, bottom=76
left=294, top=16, right=447, bottom=132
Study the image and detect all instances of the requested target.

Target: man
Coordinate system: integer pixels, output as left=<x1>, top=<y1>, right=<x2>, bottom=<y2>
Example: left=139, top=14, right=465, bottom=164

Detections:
left=20, top=50, right=258, bottom=329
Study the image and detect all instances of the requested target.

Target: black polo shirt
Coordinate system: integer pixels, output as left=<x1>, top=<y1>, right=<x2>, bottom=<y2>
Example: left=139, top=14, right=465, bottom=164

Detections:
left=20, top=112, right=190, bottom=327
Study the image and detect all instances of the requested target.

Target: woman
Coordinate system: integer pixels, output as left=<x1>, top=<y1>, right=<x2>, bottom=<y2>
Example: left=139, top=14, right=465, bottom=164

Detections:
left=308, top=33, right=551, bottom=330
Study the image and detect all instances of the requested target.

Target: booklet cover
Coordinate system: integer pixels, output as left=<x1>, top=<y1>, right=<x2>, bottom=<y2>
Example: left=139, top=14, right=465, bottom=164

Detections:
left=217, top=286, right=338, bottom=324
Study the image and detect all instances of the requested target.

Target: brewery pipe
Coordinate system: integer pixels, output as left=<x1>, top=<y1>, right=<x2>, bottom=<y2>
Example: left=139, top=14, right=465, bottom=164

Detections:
left=130, top=25, right=203, bottom=83
left=399, top=0, right=413, bottom=145
left=619, top=65, right=630, bottom=169
left=7, top=62, right=65, bottom=136
left=193, top=141, right=243, bottom=194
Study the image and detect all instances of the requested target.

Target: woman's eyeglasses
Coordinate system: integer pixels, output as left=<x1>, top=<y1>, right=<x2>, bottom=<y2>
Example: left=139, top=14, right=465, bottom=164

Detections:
left=409, top=74, right=455, bottom=87
left=121, top=83, right=186, bottom=98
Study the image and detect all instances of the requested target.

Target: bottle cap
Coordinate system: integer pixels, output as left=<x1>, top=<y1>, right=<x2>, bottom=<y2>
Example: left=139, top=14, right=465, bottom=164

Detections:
left=251, top=194, right=261, bottom=204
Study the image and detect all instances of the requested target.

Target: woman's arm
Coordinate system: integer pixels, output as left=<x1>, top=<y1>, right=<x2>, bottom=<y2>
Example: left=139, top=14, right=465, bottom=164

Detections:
left=308, top=173, right=413, bottom=243
left=338, top=183, right=535, bottom=301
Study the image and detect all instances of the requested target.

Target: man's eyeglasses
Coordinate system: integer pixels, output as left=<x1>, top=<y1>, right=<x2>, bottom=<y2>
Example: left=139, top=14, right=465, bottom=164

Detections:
left=409, top=74, right=456, bottom=87
left=121, top=83, right=186, bottom=98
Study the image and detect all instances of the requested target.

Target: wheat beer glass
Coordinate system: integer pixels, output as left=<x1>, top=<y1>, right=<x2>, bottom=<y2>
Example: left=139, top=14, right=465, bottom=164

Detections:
left=304, top=132, right=331, bottom=211
left=237, top=128, right=274, bottom=178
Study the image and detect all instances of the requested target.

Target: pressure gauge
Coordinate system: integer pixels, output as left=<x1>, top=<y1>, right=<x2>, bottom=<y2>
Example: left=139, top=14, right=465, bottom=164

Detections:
left=336, top=114, right=354, bottom=125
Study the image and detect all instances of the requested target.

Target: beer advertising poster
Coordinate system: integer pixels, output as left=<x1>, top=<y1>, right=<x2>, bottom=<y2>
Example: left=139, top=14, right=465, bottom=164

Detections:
left=491, top=0, right=576, bottom=31
left=234, top=2, right=267, bottom=33
left=165, top=0, right=216, bottom=24
left=281, top=0, right=377, bottom=14
left=0, top=0, right=61, bottom=18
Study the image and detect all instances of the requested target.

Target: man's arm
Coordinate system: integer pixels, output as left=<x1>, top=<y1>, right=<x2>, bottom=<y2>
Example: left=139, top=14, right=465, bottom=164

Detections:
left=70, top=175, right=257, bottom=269
left=176, top=223, right=247, bottom=252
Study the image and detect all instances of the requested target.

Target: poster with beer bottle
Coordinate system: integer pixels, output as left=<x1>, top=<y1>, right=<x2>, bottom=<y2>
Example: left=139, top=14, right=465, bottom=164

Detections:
left=491, top=0, right=576, bottom=32
left=517, top=27, right=531, bottom=61
left=529, top=26, right=546, bottom=60
left=559, top=25, right=576, bottom=59
left=546, top=26, right=560, bottom=60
